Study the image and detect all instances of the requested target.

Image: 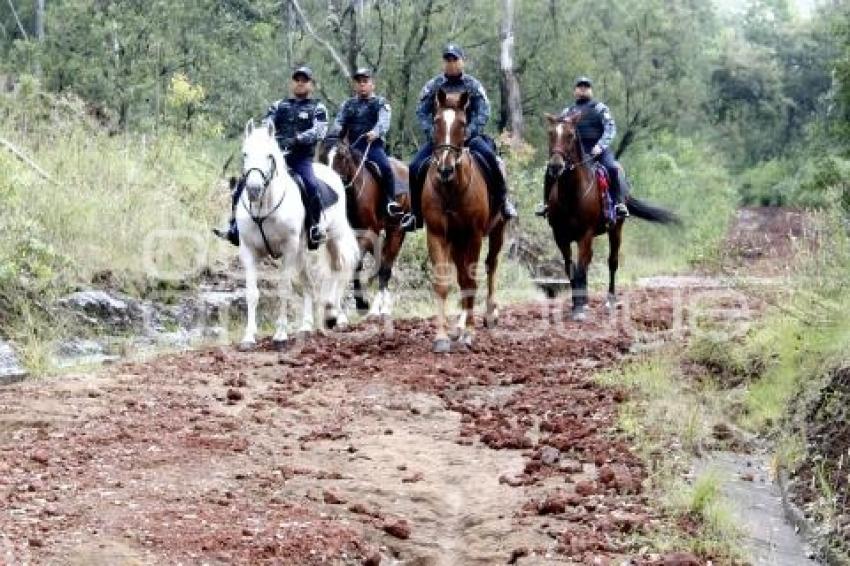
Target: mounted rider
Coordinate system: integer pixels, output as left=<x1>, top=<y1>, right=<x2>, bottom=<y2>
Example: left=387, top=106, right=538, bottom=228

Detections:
left=408, top=44, right=517, bottom=229
left=214, top=65, right=330, bottom=248
left=536, top=76, right=629, bottom=219
left=328, top=67, right=414, bottom=229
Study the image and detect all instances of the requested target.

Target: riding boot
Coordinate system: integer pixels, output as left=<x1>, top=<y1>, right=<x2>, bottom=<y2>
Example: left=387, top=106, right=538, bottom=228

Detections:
left=535, top=172, right=556, bottom=217
left=608, top=170, right=629, bottom=218
left=306, top=196, right=327, bottom=250
left=212, top=177, right=244, bottom=246
left=383, top=177, right=403, bottom=218
left=492, top=171, right=517, bottom=220
left=406, top=166, right=425, bottom=232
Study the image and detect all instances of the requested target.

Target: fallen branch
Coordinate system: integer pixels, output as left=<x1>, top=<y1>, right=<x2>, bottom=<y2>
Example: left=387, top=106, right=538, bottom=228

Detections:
left=0, top=136, right=57, bottom=184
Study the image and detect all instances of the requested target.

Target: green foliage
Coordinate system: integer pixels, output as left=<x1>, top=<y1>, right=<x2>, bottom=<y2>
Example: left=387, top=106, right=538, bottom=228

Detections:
left=0, top=84, right=230, bottom=321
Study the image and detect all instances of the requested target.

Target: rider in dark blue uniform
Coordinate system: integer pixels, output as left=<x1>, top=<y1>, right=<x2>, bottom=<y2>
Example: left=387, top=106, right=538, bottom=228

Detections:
left=214, top=66, right=330, bottom=247
left=537, top=76, right=628, bottom=219
left=407, top=44, right=517, bottom=230
left=329, top=67, right=413, bottom=229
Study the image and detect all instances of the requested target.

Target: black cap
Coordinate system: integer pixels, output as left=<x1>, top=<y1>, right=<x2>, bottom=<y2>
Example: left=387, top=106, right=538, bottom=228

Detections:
left=442, top=44, right=465, bottom=60
left=574, top=76, right=593, bottom=87
left=292, top=66, right=313, bottom=81
left=351, top=67, right=372, bottom=80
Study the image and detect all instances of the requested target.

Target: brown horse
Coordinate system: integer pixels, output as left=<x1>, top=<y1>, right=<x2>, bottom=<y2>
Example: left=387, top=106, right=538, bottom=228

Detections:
left=424, top=89, right=508, bottom=353
left=323, top=138, right=410, bottom=318
left=544, top=112, right=679, bottom=321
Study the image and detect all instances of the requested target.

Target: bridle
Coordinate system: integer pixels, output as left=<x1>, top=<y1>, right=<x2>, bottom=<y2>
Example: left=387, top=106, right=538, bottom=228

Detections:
left=241, top=152, right=287, bottom=258
left=331, top=134, right=372, bottom=197
left=242, top=154, right=277, bottom=202
left=549, top=124, right=593, bottom=176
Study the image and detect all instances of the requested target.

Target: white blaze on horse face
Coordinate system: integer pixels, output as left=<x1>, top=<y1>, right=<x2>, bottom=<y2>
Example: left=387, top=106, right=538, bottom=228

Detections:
left=443, top=109, right=456, bottom=146
left=438, top=109, right=457, bottom=171
left=327, top=147, right=337, bottom=167
left=555, top=123, right=564, bottom=141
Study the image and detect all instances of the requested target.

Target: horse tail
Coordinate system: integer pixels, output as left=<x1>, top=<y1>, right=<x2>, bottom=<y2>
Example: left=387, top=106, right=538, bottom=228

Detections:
left=625, top=196, right=681, bottom=225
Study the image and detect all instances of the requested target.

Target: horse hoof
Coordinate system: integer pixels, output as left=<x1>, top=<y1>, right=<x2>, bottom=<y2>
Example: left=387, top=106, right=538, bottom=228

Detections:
left=272, top=339, right=289, bottom=351
left=571, top=309, right=587, bottom=323
left=484, top=312, right=499, bottom=328
left=433, top=337, right=452, bottom=354
left=355, top=299, right=370, bottom=315
left=325, top=316, right=338, bottom=330
left=238, top=340, right=256, bottom=352
left=458, top=332, right=474, bottom=349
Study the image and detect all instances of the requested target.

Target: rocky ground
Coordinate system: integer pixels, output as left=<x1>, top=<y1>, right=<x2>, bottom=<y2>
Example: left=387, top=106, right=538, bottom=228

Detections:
left=0, top=207, right=825, bottom=565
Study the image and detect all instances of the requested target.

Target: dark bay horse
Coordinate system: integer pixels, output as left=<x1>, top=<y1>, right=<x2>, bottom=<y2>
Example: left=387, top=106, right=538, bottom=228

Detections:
left=323, top=139, right=410, bottom=318
left=424, top=89, right=508, bottom=353
left=544, top=112, right=679, bottom=321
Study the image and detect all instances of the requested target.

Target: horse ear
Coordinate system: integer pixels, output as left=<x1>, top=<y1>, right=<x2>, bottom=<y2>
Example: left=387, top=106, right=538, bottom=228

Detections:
left=436, top=88, right=448, bottom=108
left=458, top=90, right=470, bottom=110
left=544, top=113, right=558, bottom=126
left=265, top=120, right=275, bottom=137
left=245, top=119, right=254, bottom=137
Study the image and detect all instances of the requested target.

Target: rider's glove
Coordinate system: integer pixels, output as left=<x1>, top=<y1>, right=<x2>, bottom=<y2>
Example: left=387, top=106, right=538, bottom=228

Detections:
left=591, top=144, right=603, bottom=157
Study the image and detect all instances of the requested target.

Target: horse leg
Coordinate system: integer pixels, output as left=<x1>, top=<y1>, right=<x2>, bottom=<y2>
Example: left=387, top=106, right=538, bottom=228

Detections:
left=375, top=226, right=405, bottom=318
left=606, top=222, right=623, bottom=312
left=572, top=231, right=594, bottom=322
left=238, top=245, right=260, bottom=350
left=553, top=228, right=573, bottom=322
left=484, top=221, right=506, bottom=328
left=354, top=232, right=375, bottom=315
left=427, top=229, right=452, bottom=353
left=453, top=234, right=482, bottom=348
left=273, top=243, right=299, bottom=348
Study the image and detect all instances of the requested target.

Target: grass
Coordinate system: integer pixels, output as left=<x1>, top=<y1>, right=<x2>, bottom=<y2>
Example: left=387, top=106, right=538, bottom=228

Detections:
left=595, top=353, right=745, bottom=561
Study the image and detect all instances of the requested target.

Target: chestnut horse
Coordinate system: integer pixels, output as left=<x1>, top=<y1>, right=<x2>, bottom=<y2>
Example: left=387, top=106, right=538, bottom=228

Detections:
left=424, top=89, right=508, bottom=353
left=544, top=112, right=679, bottom=321
left=323, top=139, right=410, bottom=318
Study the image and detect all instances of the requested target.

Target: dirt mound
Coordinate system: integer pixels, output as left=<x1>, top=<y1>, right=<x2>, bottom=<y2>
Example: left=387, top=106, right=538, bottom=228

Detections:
left=788, top=366, right=850, bottom=559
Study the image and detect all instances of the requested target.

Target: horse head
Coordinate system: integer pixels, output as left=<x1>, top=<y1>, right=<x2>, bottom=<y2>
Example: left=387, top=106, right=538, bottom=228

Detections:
left=242, top=119, right=280, bottom=202
left=327, top=138, right=357, bottom=185
left=433, top=88, right=469, bottom=184
left=544, top=112, right=581, bottom=178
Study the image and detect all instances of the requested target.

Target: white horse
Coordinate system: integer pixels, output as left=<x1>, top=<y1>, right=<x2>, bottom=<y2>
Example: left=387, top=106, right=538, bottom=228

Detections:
left=236, top=120, right=359, bottom=349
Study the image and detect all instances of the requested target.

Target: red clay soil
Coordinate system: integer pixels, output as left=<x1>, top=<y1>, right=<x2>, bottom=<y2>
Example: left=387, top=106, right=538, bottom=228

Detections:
left=0, top=290, right=695, bottom=565
left=0, top=207, right=803, bottom=565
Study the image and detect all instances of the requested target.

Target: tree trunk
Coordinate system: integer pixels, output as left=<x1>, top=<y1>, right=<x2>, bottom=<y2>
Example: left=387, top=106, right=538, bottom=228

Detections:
left=288, top=0, right=352, bottom=78
left=499, top=0, right=524, bottom=145
left=388, top=0, right=436, bottom=153
left=35, top=0, right=45, bottom=41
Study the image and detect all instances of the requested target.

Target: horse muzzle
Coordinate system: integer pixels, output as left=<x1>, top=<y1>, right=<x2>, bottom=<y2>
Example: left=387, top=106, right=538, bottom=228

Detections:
left=547, top=162, right=565, bottom=178
left=438, top=166, right=455, bottom=183
left=246, top=182, right=263, bottom=201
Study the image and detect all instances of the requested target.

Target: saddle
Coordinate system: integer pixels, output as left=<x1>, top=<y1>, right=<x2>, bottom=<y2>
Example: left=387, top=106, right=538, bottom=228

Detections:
left=591, top=162, right=629, bottom=227
left=289, top=168, right=339, bottom=213
left=364, top=162, right=410, bottom=196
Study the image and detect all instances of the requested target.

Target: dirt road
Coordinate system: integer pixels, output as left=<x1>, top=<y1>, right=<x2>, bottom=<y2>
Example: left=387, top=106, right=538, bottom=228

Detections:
left=0, top=208, right=808, bottom=565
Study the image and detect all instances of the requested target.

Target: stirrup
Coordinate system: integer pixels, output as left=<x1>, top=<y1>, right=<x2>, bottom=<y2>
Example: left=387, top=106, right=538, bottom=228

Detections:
left=212, top=226, right=239, bottom=246
left=534, top=203, right=548, bottom=218
left=501, top=200, right=517, bottom=219
left=399, top=213, right=416, bottom=232
left=386, top=201, right=404, bottom=218
left=615, top=202, right=629, bottom=218
left=309, top=225, right=327, bottom=245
